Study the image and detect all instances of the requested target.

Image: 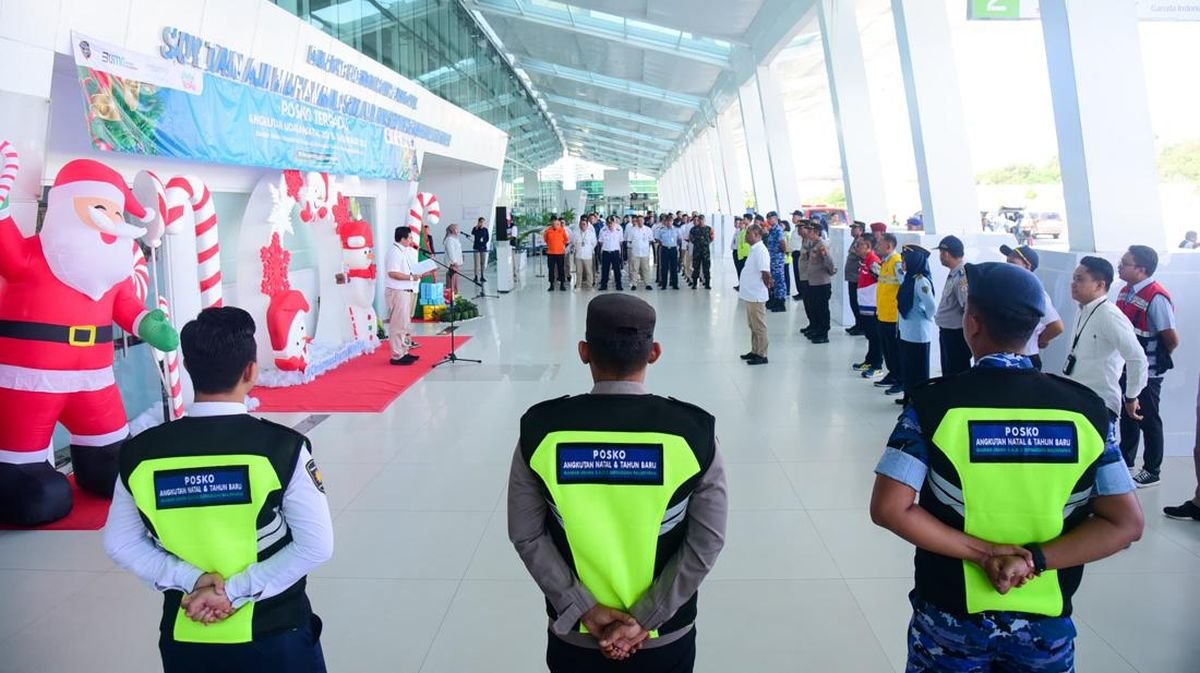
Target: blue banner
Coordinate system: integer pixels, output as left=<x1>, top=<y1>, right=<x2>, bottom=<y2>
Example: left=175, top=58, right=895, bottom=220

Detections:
left=77, top=64, right=425, bottom=181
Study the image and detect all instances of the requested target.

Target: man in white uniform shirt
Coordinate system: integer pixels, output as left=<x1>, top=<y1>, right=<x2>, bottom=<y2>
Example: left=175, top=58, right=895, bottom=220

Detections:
left=1064, top=256, right=1148, bottom=424
left=443, top=223, right=464, bottom=297
left=1002, top=245, right=1063, bottom=370
left=626, top=216, right=655, bottom=291
left=739, top=224, right=773, bottom=366
left=679, top=217, right=694, bottom=286
left=598, top=218, right=625, bottom=291
left=573, top=217, right=598, bottom=290
left=386, top=226, right=429, bottom=365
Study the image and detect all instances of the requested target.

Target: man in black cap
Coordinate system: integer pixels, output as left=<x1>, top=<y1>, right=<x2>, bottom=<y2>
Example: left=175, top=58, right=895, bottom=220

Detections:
left=1001, top=244, right=1063, bottom=370
left=934, top=235, right=971, bottom=376
left=509, top=293, right=728, bottom=673
left=871, top=262, right=1143, bottom=673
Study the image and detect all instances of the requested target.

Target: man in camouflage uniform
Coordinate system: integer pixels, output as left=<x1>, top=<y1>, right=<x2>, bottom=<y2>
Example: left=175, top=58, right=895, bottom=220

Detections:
left=689, top=214, right=714, bottom=290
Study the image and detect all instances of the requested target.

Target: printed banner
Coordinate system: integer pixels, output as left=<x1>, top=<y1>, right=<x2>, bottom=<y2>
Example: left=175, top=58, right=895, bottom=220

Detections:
left=73, top=32, right=424, bottom=181
left=970, top=0, right=1200, bottom=21
left=72, top=31, right=201, bottom=94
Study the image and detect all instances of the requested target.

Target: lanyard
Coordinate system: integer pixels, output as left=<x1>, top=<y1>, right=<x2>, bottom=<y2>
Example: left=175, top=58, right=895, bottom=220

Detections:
left=1069, top=300, right=1105, bottom=353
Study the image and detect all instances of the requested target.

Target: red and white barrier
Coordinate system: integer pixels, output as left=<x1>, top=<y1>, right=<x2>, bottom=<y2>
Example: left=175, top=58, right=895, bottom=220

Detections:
left=0, top=140, right=18, bottom=205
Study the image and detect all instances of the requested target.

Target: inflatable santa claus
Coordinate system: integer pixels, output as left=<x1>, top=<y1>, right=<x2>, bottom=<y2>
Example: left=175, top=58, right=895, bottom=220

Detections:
left=337, top=217, right=377, bottom=344
left=267, top=290, right=311, bottom=372
left=0, top=157, right=177, bottom=526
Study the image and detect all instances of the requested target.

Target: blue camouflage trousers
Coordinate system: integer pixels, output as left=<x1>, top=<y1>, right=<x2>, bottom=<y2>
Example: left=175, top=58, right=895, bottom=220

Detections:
left=906, top=595, right=1076, bottom=673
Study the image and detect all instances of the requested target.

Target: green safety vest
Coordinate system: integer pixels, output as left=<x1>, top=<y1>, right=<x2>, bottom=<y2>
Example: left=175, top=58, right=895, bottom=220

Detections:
left=735, top=229, right=750, bottom=260
left=520, top=394, right=716, bottom=637
left=119, top=415, right=311, bottom=644
left=907, top=367, right=1110, bottom=618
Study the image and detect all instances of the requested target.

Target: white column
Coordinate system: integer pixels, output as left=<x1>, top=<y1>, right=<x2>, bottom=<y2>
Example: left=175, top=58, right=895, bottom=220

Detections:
left=1040, top=0, right=1165, bottom=252
left=891, top=0, right=978, bottom=236
left=698, top=132, right=722, bottom=215
left=756, top=63, right=802, bottom=211
left=716, top=106, right=748, bottom=214
left=818, top=0, right=889, bottom=224
left=738, top=79, right=776, bottom=212
left=707, top=126, right=732, bottom=214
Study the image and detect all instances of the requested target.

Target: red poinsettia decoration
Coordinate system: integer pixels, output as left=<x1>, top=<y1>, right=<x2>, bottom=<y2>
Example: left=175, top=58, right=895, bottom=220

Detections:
left=331, top=193, right=351, bottom=227
left=260, top=232, right=292, bottom=297
left=282, top=169, right=305, bottom=203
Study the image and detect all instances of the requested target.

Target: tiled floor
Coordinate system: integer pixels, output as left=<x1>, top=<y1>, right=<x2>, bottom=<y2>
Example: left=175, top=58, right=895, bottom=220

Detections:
left=2, top=260, right=1199, bottom=672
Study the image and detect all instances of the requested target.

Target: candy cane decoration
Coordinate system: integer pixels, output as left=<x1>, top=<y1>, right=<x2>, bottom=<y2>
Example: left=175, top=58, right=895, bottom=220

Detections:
left=0, top=140, right=18, bottom=206
left=131, top=243, right=149, bottom=302
left=165, top=176, right=223, bottom=308
left=406, top=192, right=441, bottom=229
left=155, top=297, right=185, bottom=420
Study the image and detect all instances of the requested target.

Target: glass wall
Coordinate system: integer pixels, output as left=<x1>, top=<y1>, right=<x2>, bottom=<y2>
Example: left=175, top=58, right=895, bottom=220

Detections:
left=274, top=0, right=563, bottom=170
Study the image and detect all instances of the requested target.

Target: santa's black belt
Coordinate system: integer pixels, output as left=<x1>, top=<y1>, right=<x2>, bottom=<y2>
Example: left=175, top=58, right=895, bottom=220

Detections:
left=0, top=320, right=114, bottom=347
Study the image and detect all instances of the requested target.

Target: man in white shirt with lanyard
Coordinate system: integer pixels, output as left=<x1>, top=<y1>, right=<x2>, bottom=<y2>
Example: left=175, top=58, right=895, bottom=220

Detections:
left=1063, top=256, right=1149, bottom=424
left=386, top=226, right=429, bottom=366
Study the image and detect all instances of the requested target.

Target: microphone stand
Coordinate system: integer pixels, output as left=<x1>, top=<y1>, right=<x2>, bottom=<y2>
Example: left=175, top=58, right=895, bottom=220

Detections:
left=417, top=246, right=483, bottom=367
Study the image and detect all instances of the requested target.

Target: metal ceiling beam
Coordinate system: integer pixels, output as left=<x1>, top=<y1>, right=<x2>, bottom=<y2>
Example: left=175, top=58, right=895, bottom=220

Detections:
left=563, top=132, right=669, bottom=158
left=464, top=0, right=735, bottom=69
left=518, top=57, right=703, bottom=109
left=496, top=114, right=537, bottom=130
left=557, top=115, right=677, bottom=148
left=468, top=93, right=522, bottom=115
left=567, top=141, right=663, bottom=167
left=544, top=95, right=687, bottom=133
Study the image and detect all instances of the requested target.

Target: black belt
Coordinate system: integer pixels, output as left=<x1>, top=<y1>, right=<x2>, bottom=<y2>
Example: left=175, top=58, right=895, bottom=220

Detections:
left=0, top=320, right=114, bottom=347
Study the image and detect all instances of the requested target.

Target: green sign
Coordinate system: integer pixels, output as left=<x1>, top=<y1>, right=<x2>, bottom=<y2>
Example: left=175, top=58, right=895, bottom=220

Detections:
left=970, top=0, right=1023, bottom=19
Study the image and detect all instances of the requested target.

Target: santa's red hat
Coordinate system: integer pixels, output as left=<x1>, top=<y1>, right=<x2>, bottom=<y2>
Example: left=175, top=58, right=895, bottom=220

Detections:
left=869, top=222, right=887, bottom=234
left=337, top=220, right=373, bottom=250
left=52, top=159, right=153, bottom=221
left=266, top=290, right=310, bottom=351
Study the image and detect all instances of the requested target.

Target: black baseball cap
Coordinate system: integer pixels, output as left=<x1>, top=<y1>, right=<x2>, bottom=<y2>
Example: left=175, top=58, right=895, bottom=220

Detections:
left=936, top=235, right=965, bottom=257
left=999, top=244, right=1039, bottom=271
left=586, top=294, right=656, bottom=343
left=965, top=262, right=1045, bottom=318
left=791, top=209, right=805, bottom=217
left=766, top=211, right=779, bottom=219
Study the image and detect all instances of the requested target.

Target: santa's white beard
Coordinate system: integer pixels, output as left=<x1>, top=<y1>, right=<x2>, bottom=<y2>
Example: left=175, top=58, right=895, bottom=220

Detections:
left=41, top=203, right=136, bottom=301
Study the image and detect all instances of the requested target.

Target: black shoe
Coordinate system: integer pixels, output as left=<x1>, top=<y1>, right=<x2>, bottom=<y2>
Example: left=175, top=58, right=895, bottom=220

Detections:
left=793, top=294, right=803, bottom=301
left=1133, top=470, right=1161, bottom=488
left=616, top=286, right=624, bottom=291
left=875, top=376, right=899, bottom=387
left=746, top=355, right=769, bottom=365
left=733, top=286, right=740, bottom=291
left=631, top=285, right=637, bottom=291
left=884, top=384, right=904, bottom=396
left=895, top=398, right=907, bottom=406
left=548, top=286, right=555, bottom=292
left=599, top=286, right=608, bottom=291
left=704, top=285, right=711, bottom=290
left=560, top=284, right=568, bottom=291
left=1164, top=500, right=1200, bottom=521
left=811, top=335, right=829, bottom=344
left=645, top=285, right=653, bottom=291
left=671, top=285, right=679, bottom=290
left=740, top=352, right=755, bottom=360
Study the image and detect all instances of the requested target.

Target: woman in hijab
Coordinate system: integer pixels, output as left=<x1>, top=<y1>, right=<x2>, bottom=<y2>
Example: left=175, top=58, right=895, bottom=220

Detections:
left=896, top=244, right=937, bottom=405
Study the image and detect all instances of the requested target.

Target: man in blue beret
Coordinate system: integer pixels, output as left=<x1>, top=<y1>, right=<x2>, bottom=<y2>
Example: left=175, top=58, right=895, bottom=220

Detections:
left=870, top=262, right=1144, bottom=673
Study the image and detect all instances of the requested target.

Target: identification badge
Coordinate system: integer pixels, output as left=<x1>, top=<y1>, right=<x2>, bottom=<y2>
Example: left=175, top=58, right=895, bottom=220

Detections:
left=968, top=421, right=1078, bottom=464
left=153, top=466, right=252, bottom=509
left=557, top=444, right=664, bottom=485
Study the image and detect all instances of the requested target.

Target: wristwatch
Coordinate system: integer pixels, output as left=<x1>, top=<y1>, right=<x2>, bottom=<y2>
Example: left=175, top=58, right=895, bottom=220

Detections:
left=1023, top=543, right=1047, bottom=575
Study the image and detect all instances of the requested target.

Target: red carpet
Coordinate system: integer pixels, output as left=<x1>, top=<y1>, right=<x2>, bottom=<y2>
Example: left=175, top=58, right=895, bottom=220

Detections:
left=251, top=336, right=468, bottom=413
left=0, top=475, right=111, bottom=531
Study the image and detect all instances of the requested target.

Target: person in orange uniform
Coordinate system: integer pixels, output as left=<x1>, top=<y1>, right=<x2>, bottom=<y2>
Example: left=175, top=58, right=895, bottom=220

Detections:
left=544, top=218, right=570, bottom=292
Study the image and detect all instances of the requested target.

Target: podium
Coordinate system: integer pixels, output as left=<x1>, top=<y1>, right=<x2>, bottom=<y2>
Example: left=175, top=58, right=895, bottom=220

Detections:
left=496, top=245, right=514, bottom=293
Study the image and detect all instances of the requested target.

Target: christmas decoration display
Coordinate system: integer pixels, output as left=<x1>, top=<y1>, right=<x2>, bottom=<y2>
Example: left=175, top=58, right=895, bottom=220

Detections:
left=0, top=148, right=178, bottom=526
left=164, top=176, right=223, bottom=309
left=260, top=231, right=311, bottom=373
left=156, top=296, right=185, bottom=420
left=333, top=195, right=378, bottom=345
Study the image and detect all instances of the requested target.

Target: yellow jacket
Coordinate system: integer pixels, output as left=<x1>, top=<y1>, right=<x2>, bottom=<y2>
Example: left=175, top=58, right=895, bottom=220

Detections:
left=876, top=252, right=903, bottom=323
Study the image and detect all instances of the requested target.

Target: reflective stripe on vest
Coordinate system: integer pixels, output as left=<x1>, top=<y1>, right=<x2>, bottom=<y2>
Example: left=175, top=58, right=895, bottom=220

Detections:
left=126, top=455, right=283, bottom=644
left=528, top=430, right=701, bottom=636
left=931, top=408, right=1105, bottom=616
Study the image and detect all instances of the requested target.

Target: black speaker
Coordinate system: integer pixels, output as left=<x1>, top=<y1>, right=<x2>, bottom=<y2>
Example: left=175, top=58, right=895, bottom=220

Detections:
left=495, top=206, right=509, bottom=240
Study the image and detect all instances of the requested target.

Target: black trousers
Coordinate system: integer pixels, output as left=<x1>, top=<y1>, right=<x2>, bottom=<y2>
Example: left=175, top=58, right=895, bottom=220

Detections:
left=660, top=247, right=680, bottom=288
left=938, top=327, right=972, bottom=376
left=860, top=314, right=883, bottom=368
left=733, top=254, right=745, bottom=285
left=161, top=615, right=326, bottom=673
left=1121, top=376, right=1164, bottom=475
left=791, top=251, right=804, bottom=294
left=600, top=251, right=623, bottom=289
left=547, top=629, right=697, bottom=673
left=900, top=339, right=931, bottom=396
left=847, top=282, right=861, bottom=330
left=879, top=320, right=901, bottom=381
left=806, top=283, right=832, bottom=336
left=547, top=254, right=566, bottom=287
left=692, top=252, right=711, bottom=287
